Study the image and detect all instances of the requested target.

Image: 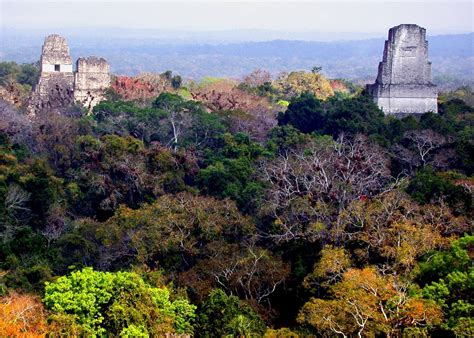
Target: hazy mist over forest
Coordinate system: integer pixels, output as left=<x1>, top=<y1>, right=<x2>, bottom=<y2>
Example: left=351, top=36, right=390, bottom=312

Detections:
left=1, top=29, right=473, bottom=88
left=1, top=1, right=473, bottom=86
left=2, top=1, right=472, bottom=34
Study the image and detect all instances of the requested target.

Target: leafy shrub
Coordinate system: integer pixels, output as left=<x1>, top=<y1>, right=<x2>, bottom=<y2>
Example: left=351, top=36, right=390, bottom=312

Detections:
left=44, top=268, right=196, bottom=336
left=196, top=289, right=266, bottom=337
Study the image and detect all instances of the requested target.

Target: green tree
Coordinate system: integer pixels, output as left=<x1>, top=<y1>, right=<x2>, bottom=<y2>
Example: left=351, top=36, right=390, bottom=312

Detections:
left=44, top=267, right=196, bottom=336
left=0, top=61, right=39, bottom=88
left=0, top=62, right=21, bottom=85
left=324, top=94, right=385, bottom=138
left=197, top=289, right=266, bottom=337
left=278, top=92, right=384, bottom=137
left=278, top=93, right=326, bottom=134
left=93, top=100, right=167, bottom=144
left=419, top=235, right=474, bottom=336
left=153, top=92, right=224, bottom=151
left=407, top=168, right=472, bottom=213
left=197, top=132, right=267, bottom=212
left=17, top=63, right=40, bottom=87
left=93, top=94, right=224, bottom=150
left=455, top=127, right=474, bottom=175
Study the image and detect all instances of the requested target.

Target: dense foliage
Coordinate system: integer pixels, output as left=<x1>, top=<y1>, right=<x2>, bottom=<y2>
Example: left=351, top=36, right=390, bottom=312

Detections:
left=0, top=64, right=472, bottom=336
left=43, top=268, right=195, bottom=336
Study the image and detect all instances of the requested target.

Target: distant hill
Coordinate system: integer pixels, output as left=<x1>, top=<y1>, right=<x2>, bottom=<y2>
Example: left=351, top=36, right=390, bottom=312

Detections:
left=1, top=32, right=472, bottom=88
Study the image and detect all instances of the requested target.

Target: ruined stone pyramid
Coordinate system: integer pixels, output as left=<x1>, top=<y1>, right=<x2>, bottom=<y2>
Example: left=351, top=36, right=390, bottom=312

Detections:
left=367, top=24, right=438, bottom=115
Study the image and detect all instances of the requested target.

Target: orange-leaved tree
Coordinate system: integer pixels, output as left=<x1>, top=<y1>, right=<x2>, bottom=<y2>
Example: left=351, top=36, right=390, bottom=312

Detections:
left=0, top=292, right=49, bottom=337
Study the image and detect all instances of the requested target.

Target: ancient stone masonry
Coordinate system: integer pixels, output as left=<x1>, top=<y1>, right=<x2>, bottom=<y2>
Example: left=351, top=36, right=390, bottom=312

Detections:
left=28, top=35, right=75, bottom=115
left=367, top=24, right=438, bottom=115
left=28, top=34, right=110, bottom=115
left=74, top=57, right=111, bottom=111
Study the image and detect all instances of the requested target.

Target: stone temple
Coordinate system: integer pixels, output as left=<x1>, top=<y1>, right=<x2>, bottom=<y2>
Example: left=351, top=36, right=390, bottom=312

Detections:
left=74, top=56, right=110, bottom=110
left=28, top=34, right=110, bottom=115
left=28, top=35, right=75, bottom=114
left=367, top=24, right=438, bottom=114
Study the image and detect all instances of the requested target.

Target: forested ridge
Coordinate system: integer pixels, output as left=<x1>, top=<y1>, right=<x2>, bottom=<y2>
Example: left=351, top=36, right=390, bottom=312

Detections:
left=3, top=32, right=473, bottom=89
left=0, top=63, right=472, bottom=337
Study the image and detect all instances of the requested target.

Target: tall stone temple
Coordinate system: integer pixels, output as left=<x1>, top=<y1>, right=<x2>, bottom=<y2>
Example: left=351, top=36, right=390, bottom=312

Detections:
left=28, top=34, right=110, bottom=115
left=367, top=24, right=438, bottom=115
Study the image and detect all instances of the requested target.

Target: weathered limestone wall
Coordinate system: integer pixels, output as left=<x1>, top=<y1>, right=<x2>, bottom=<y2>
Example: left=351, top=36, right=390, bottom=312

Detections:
left=367, top=24, right=438, bottom=114
left=28, top=35, right=75, bottom=115
left=42, top=64, right=73, bottom=73
left=40, top=34, right=73, bottom=74
left=74, top=57, right=111, bottom=111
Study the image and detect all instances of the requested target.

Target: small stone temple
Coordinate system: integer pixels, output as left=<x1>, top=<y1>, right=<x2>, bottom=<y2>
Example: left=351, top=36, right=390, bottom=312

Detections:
left=74, top=56, right=111, bottom=110
left=28, top=34, right=110, bottom=115
left=367, top=24, right=438, bottom=114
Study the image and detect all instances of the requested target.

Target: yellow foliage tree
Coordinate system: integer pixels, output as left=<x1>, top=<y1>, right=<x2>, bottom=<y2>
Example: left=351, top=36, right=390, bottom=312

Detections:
left=303, top=245, right=351, bottom=289
left=298, top=267, right=442, bottom=337
left=274, top=71, right=334, bottom=99
left=264, top=327, right=299, bottom=337
left=337, top=190, right=461, bottom=273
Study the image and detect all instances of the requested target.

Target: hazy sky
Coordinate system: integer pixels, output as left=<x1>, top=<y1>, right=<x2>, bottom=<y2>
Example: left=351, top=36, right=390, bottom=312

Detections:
left=1, top=0, right=473, bottom=34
